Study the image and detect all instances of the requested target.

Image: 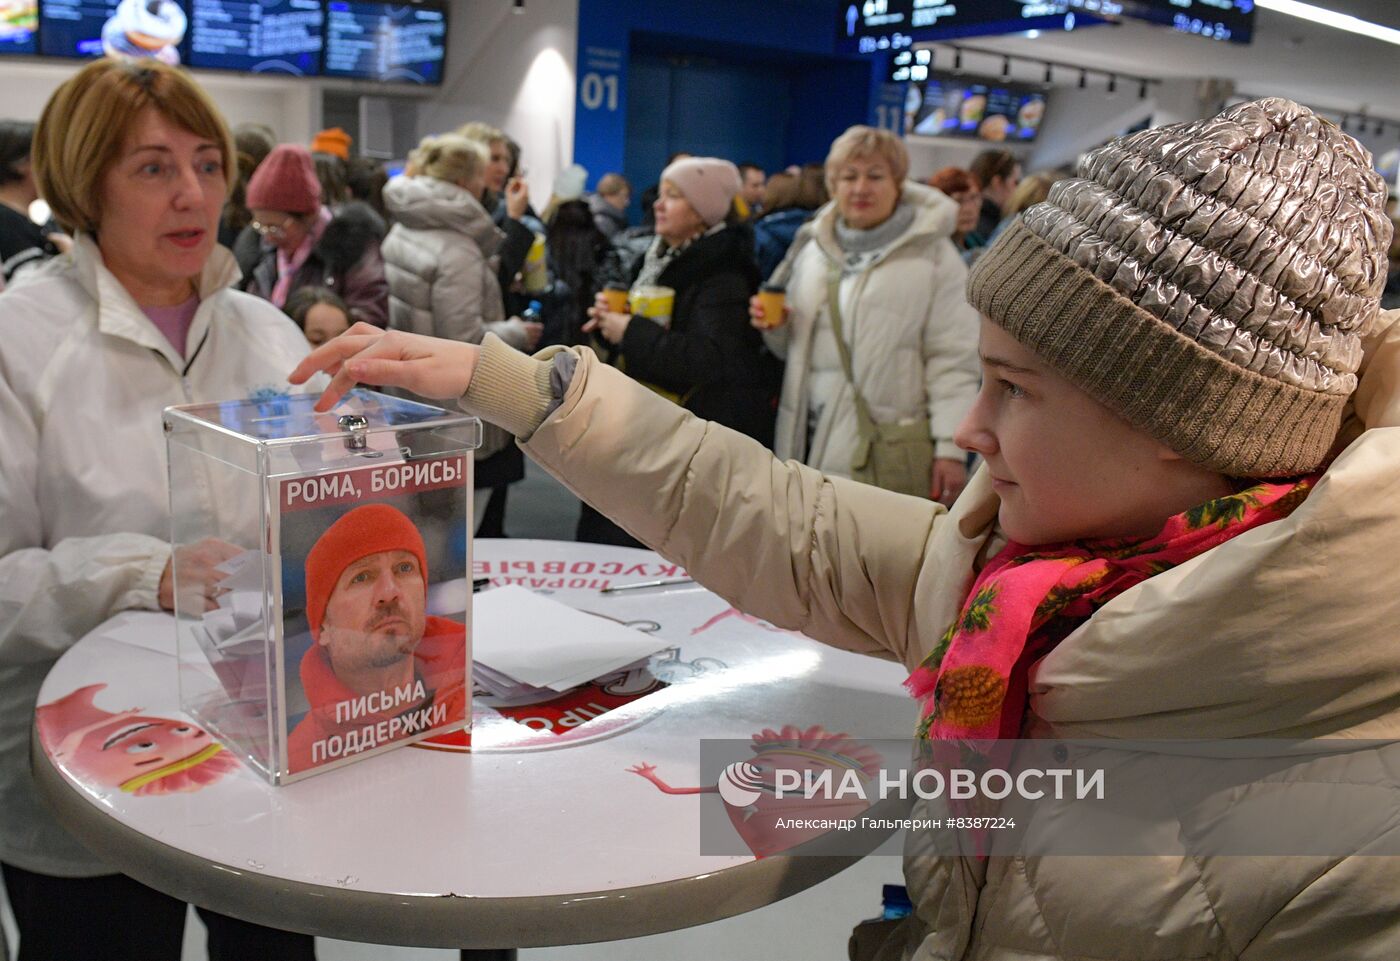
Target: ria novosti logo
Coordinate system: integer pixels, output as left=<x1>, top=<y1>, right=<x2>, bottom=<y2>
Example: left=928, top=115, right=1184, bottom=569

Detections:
left=717, top=760, right=766, bottom=806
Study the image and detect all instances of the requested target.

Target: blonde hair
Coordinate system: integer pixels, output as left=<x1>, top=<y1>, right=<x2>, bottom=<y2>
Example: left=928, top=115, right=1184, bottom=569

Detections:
left=1004, top=170, right=1065, bottom=218
left=415, top=134, right=488, bottom=187
left=456, top=121, right=505, bottom=148
left=33, top=58, right=234, bottom=235
left=824, top=125, right=909, bottom=194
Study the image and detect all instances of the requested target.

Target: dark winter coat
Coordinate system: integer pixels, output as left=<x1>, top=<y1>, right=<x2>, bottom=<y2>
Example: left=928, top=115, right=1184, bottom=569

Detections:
left=614, top=226, right=781, bottom=447
left=242, top=201, right=390, bottom=327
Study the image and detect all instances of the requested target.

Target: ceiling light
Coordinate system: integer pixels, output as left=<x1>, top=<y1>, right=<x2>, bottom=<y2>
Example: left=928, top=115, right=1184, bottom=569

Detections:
left=1254, top=0, right=1400, bottom=48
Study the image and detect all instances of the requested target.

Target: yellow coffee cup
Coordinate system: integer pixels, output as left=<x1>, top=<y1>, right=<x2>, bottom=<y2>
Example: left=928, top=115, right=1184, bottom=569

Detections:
left=602, top=283, right=629, bottom=313
left=756, top=284, right=786, bottom=329
left=630, top=285, right=675, bottom=327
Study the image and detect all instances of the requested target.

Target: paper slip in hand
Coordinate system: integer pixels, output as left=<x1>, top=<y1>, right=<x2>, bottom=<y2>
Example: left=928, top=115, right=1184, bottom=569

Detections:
left=213, top=550, right=265, bottom=594
left=472, top=585, right=666, bottom=691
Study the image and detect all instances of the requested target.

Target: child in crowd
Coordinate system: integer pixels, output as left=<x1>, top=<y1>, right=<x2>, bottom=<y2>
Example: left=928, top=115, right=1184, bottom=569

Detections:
left=284, top=285, right=351, bottom=347
left=292, top=99, right=1398, bottom=958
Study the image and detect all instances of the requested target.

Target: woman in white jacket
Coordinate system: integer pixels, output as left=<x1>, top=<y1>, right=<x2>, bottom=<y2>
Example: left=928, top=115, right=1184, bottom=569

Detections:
left=0, top=59, right=315, bottom=959
left=755, top=126, right=980, bottom=505
left=382, top=134, right=542, bottom=534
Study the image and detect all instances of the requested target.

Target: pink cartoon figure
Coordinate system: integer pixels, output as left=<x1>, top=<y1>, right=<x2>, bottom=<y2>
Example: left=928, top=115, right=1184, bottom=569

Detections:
left=690, top=606, right=803, bottom=638
left=36, top=684, right=240, bottom=796
left=628, top=724, right=884, bottom=857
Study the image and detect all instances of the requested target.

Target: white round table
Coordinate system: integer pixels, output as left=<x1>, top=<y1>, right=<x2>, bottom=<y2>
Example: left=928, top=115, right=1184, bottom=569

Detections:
left=32, top=540, right=918, bottom=948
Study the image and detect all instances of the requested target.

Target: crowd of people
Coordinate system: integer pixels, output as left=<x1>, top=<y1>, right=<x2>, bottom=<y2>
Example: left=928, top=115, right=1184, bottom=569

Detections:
left=2, top=50, right=1400, bottom=961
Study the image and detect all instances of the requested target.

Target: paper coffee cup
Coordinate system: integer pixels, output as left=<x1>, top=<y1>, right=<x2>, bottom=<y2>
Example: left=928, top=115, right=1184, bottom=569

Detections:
left=757, top=284, right=786, bottom=329
left=630, top=285, right=675, bottom=327
left=602, top=284, right=629, bottom=313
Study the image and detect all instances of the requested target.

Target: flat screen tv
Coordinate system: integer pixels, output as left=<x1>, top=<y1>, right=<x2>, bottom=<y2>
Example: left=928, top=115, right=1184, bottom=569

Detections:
left=186, top=0, right=322, bottom=76
left=40, top=0, right=191, bottom=62
left=0, top=1, right=38, bottom=55
left=906, top=73, right=1047, bottom=143
left=323, top=0, right=445, bottom=85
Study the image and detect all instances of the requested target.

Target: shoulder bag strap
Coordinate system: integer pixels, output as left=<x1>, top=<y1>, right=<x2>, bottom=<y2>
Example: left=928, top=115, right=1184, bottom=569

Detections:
left=826, top=265, right=880, bottom=443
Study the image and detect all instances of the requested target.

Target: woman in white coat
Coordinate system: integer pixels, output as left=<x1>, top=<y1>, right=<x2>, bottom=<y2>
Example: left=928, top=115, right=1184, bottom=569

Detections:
left=0, top=58, right=315, bottom=960
left=753, top=125, right=980, bottom=505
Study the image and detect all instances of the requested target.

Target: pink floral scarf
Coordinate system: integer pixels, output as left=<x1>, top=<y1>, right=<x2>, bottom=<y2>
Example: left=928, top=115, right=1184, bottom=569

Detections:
left=906, top=476, right=1318, bottom=743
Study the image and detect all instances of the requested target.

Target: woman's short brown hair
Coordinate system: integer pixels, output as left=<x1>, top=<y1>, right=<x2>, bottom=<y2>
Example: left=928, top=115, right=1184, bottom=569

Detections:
left=32, top=58, right=235, bottom=235
left=824, top=125, right=909, bottom=194
left=927, top=166, right=978, bottom=197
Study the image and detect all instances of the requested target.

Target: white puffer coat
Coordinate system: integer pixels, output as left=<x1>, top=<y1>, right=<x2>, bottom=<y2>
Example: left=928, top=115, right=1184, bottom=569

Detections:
left=764, top=181, right=980, bottom=474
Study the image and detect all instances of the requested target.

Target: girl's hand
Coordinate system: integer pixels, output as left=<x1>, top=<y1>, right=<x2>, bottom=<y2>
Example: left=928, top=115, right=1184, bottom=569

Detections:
left=288, top=323, right=480, bottom=412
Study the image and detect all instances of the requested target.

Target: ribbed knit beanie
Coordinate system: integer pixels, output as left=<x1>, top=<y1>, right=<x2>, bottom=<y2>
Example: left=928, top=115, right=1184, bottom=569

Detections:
left=661, top=157, right=742, bottom=227
left=967, top=97, right=1392, bottom=476
left=304, top=504, right=428, bottom=640
left=246, top=143, right=322, bottom=215
left=311, top=126, right=352, bottom=161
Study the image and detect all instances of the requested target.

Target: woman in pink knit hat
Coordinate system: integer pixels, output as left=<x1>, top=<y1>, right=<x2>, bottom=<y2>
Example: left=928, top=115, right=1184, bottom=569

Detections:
left=241, top=142, right=390, bottom=328
left=578, top=155, right=781, bottom=546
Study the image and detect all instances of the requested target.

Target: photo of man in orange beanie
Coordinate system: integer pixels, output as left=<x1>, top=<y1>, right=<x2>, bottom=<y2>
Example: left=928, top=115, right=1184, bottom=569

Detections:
left=286, top=503, right=466, bottom=773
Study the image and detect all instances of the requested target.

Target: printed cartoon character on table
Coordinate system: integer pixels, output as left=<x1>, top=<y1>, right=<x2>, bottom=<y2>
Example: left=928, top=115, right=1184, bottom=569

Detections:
left=36, top=684, right=240, bottom=796
left=628, top=724, right=883, bottom=857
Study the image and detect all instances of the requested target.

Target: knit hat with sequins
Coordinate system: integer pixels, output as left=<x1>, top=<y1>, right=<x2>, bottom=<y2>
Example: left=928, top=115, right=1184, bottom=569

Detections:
left=967, top=97, right=1393, bottom=476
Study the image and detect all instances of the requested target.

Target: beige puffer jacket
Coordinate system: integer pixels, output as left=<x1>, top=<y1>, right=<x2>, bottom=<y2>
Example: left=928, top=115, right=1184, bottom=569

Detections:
left=764, top=181, right=980, bottom=470
left=461, top=300, right=1400, bottom=960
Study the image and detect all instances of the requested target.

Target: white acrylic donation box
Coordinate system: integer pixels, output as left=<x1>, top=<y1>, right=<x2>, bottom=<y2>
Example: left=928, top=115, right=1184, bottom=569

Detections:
left=163, top=389, right=481, bottom=783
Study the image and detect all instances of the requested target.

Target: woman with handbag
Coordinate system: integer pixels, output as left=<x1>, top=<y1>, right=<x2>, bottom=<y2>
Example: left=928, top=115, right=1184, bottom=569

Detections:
left=753, top=126, right=980, bottom=505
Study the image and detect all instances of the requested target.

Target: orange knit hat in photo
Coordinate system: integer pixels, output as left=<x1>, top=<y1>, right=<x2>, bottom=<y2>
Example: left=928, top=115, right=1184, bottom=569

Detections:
left=304, top=504, right=428, bottom=640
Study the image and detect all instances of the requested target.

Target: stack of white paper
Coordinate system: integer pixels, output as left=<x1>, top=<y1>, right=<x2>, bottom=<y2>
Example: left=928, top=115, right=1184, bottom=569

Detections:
left=470, top=585, right=666, bottom=696
left=189, top=551, right=265, bottom=655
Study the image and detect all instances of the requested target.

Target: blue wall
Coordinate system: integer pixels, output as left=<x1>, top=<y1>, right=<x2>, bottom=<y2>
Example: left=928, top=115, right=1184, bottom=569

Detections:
left=575, top=0, right=888, bottom=201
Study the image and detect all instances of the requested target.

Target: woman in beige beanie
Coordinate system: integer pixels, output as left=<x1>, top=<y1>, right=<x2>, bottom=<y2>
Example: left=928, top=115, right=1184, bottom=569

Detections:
left=294, top=98, right=1399, bottom=958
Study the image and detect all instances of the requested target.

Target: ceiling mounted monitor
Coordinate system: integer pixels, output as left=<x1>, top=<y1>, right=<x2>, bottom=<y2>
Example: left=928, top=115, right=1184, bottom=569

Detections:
left=187, top=0, right=323, bottom=76
left=905, top=71, right=1048, bottom=143
left=41, top=0, right=190, bottom=62
left=0, top=1, right=38, bottom=55
left=323, top=0, right=446, bottom=85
